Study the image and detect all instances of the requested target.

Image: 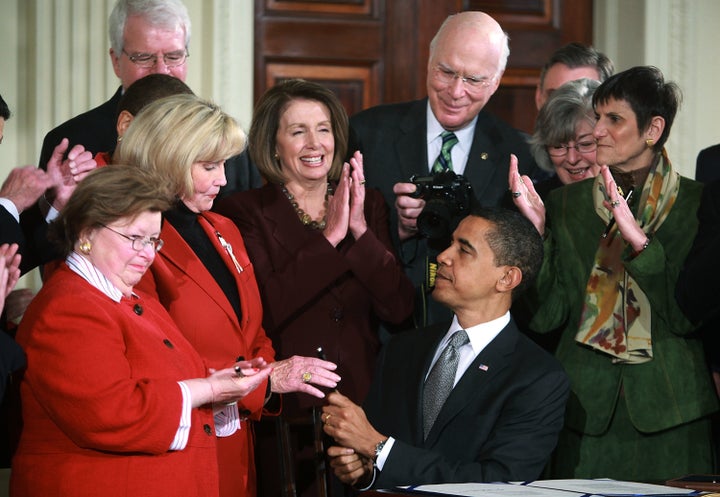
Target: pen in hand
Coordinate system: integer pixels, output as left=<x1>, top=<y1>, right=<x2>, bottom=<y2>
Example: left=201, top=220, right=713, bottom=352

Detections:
left=317, top=346, right=339, bottom=393
left=602, top=187, right=634, bottom=239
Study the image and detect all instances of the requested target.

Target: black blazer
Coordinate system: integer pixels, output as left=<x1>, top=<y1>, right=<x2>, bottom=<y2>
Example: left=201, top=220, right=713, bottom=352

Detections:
left=348, top=99, right=540, bottom=327
left=39, top=87, right=123, bottom=169
left=364, top=318, right=569, bottom=488
left=695, top=144, right=720, bottom=183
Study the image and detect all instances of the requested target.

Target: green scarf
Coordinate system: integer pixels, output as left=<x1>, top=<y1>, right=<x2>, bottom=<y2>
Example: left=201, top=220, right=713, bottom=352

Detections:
left=575, top=149, right=679, bottom=364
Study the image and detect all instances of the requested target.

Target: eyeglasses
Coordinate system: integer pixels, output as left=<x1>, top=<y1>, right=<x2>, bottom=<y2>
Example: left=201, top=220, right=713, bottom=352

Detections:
left=121, top=48, right=189, bottom=68
left=102, top=225, right=164, bottom=253
left=432, top=65, right=496, bottom=91
left=547, top=140, right=597, bottom=157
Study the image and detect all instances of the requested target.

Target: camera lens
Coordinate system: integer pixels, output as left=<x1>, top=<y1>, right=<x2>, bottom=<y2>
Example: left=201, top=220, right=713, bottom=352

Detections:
left=417, top=200, right=453, bottom=240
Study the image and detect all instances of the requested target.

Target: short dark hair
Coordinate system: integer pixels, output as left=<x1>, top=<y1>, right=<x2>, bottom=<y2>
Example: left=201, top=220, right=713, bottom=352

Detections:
left=470, top=207, right=544, bottom=297
left=248, top=79, right=348, bottom=185
left=539, top=42, right=614, bottom=90
left=116, top=74, right=194, bottom=118
left=592, top=65, right=681, bottom=152
left=0, top=93, right=11, bottom=120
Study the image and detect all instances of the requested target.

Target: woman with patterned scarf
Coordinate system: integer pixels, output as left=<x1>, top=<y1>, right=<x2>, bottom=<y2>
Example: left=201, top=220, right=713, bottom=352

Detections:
left=508, top=66, right=717, bottom=481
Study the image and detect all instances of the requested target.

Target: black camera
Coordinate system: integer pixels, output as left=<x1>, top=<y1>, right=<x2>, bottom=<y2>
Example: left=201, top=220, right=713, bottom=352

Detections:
left=409, top=170, right=476, bottom=240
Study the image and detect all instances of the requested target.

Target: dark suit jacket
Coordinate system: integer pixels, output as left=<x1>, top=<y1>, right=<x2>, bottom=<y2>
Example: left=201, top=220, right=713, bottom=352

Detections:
left=37, top=87, right=262, bottom=196
left=215, top=183, right=415, bottom=414
left=695, top=144, right=720, bottom=183
left=348, top=99, right=541, bottom=327
left=364, top=318, right=569, bottom=487
left=676, top=179, right=720, bottom=370
left=39, top=87, right=123, bottom=169
left=1, top=205, right=56, bottom=275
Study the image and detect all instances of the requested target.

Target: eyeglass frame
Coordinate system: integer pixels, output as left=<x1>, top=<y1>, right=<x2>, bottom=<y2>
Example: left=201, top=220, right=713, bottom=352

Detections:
left=121, top=48, right=189, bottom=68
left=101, top=224, right=164, bottom=253
left=431, top=64, right=497, bottom=91
left=546, top=140, right=598, bottom=157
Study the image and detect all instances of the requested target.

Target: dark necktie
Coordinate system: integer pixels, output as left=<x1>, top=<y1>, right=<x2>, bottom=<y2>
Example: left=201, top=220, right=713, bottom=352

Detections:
left=432, top=131, right=459, bottom=173
left=422, top=329, right=469, bottom=438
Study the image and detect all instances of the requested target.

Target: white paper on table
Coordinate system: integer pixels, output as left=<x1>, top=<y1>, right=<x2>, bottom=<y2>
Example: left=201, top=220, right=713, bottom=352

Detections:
left=526, top=479, right=698, bottom=496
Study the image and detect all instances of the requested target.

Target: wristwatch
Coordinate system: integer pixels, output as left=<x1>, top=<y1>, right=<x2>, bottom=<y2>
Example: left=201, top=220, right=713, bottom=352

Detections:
left=374, top=438, right=388, bottom=461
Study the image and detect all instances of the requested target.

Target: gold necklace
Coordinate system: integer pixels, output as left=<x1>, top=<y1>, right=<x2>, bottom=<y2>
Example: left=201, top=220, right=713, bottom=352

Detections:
left=281, top=183, right=334, bottom=230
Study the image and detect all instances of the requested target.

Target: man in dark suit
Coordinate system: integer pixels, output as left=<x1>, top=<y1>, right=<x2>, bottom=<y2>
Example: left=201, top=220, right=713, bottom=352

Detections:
left=349, top=11, right=542, bottom=327
left=695, top=144, right=720, bottom=183
left=321, top=207, right=570, bottom=489
left=37, top=0, right=260, bottom=197
left=676, top=179, right=720, bottom=471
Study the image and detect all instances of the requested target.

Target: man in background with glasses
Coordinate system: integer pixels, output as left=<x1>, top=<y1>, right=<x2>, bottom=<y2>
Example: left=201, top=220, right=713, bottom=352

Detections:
left=38, top=0, right=189, bottom=170
left=37, top=0, right=260, bottom=197
left=349, top=11, right=541, bottom=329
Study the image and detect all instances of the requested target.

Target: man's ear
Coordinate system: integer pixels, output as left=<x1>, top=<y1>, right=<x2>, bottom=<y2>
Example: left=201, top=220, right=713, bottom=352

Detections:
left=116, top=110, right=134, bottom=138
left=497, top=266, right=522, bottom=294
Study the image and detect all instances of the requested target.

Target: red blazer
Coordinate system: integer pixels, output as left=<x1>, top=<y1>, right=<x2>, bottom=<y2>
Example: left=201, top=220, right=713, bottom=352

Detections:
left=12, top=264, right=218, bottom=497
left=137, top=211, right=276, bottom=497
left=215, top=184, right=414, bottom=414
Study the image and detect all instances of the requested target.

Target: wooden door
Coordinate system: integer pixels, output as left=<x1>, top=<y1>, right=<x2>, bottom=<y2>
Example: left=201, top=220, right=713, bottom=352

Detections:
left=254, top=0, right=593, bottom=133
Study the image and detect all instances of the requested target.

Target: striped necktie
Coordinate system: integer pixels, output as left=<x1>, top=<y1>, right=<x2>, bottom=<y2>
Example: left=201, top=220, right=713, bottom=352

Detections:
left=432, top=131, right=459, bottom=173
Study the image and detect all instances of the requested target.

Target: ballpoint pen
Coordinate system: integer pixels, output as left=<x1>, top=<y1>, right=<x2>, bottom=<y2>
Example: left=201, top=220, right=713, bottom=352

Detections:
left=602, top=187, right=634, bottom=239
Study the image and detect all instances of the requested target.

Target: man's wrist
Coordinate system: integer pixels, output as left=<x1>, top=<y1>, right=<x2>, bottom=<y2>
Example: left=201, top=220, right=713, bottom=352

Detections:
left=373, top=437, right=388, bottom=461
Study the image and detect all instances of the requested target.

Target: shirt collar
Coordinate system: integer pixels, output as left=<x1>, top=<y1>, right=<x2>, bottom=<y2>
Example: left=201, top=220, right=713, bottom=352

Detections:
left=446, top=311, right=510, bottom=356
left=66, top=251, right=128, bottom=303
left=426, top=102, right=478, bottom=154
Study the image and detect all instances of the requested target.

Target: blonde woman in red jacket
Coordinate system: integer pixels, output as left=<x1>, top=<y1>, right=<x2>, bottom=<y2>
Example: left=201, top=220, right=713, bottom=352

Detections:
left=118, top=94, right=340, bottom=497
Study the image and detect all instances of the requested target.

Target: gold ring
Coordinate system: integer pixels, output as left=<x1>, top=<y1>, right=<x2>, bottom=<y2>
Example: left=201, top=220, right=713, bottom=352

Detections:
left=324, top=413, right=332, bottom=423
left=302, top=371, right=312, bottom=383
left=360, top=180, right=366, bottom=185
left=610, top=200, right=620, bottom=208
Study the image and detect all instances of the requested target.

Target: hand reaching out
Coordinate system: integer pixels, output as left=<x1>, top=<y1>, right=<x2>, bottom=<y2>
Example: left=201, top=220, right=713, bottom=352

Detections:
left=269, top=355, right=340, bottom=398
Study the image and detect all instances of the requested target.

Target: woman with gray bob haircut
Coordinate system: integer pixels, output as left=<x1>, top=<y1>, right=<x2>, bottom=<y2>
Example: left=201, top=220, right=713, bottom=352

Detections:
left=531, top=78, right=601, bottom=198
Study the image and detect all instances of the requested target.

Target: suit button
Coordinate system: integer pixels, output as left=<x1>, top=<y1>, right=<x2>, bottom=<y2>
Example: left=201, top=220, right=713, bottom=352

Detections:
left=331, top=307, right=343, bottom=322
left=163, top=339, right=174, bottom=349
left=133, top=304, right=143, bottom=315
left=203, top=424, right=212, bottom=435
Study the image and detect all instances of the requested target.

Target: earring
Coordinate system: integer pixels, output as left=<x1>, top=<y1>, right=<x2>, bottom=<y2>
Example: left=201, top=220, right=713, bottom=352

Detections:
left=117, top=135, right=123, bottom=143
left=645, top=138, right=654, bottom=148
left=274, top=152, right=279, bottom=160
left=79, top=241, right=92, bottom=254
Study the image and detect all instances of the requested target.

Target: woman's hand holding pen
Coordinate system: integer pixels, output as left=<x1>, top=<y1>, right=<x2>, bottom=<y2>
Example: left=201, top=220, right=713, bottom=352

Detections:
left=269, top=355, right=340, bottom=398
left=600, top=166, right=649, bottom=252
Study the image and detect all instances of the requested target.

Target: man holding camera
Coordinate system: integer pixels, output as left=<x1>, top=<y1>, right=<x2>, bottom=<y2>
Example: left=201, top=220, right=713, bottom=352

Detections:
left=350, top=11, right=539, bottom=327
left=321, top=207, right=569, bottom=490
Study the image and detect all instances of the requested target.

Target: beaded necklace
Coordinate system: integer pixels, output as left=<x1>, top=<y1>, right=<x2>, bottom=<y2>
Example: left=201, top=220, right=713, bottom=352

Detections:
left=281, top=183, right=334, bottom=230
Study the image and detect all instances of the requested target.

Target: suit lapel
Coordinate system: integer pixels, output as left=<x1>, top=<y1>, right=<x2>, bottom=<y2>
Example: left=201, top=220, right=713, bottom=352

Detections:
left=394, top=100, right=431, bottom=181
left=424, top=321, right=519, bottom=445
left=463, top=111, right=507, bottom=200
left=158, top=219, right=241, bottom=329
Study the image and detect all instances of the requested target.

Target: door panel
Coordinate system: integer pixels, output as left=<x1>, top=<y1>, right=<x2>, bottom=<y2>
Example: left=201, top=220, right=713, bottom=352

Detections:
left=255, top=0, right=593, bottom=133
